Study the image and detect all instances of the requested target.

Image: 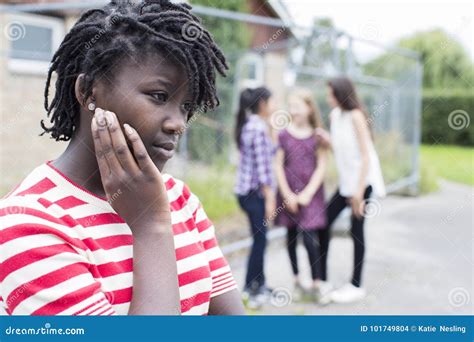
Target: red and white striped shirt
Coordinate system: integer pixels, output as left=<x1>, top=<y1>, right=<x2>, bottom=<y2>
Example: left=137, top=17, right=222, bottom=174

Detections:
left=0, top=161, right=237, bottom=315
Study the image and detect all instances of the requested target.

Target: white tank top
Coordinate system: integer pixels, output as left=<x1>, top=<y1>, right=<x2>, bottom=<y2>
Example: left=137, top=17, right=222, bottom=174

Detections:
left=330, top=107, right=386, bottom=197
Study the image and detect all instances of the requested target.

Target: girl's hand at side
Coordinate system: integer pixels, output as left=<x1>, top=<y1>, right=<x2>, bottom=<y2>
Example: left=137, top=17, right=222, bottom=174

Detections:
left=350, top=193, right=365, bottom=219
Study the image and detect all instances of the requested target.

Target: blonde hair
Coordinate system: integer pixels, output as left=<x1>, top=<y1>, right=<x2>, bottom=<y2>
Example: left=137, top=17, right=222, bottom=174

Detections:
left=288, top=88, right=324, bottom=129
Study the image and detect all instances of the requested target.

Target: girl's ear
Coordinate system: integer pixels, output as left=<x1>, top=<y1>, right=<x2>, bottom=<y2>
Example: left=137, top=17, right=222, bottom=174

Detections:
left=74, top=73, right=96, bottom=111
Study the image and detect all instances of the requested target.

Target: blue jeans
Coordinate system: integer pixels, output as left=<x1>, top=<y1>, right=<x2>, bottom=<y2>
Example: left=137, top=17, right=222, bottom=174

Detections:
left=237, top=190, right=267, bottom=293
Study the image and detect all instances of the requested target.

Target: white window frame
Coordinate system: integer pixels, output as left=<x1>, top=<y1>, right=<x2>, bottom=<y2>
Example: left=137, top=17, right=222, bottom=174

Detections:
left=6, top=13, right=65, bottom=75
left=237, top=52, right=264, bottom=89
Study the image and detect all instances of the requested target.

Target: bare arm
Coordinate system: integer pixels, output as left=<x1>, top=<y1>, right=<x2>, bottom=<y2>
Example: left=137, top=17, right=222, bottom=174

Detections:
left=208, top=289, right=245, bottom=315
left=92, top=109, right=180, bottom=315
left=351, top=109, right=371, bottom=217
left=299, top=147, right=327, bottom=200
left=275, top=148, right=298, bottom=213
left=275, top=149, right=292, bottom=198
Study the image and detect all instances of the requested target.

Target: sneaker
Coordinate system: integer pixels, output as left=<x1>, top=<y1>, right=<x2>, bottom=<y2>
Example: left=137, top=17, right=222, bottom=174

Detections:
left=246, top=293, right=266, bottom=310
left=293, top=282, right=307, bottom=301
left=257, top=286, right=274, bottom=301
left=330, top=283, right=366, bottom=303
left=315, top=281, right=334, bottom=305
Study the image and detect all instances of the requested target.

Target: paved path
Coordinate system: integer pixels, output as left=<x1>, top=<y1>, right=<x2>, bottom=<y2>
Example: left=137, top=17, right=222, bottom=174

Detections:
left=227, top=181, right=473, bottom=315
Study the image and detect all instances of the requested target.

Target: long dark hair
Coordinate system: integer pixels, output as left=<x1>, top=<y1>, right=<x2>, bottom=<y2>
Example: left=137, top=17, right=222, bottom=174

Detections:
left=234, top=87, right=272, bottom=148
left=327, top=77, right=373, bottom=137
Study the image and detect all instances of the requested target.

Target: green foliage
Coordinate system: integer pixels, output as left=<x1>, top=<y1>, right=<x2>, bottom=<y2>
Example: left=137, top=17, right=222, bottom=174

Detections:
left=364, top=29, right=474, bottom=89
left=188, top=0, right=252, bottom=162
left=191, top=0, right=251, bottom=58
left=422, top=90, right=474, bottom=146
left=399, top=29, right=474, bottom=89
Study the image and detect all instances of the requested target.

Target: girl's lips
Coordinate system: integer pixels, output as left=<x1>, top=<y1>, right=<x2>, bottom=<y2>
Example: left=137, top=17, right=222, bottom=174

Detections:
left=151, top=142, right=176, bottom=159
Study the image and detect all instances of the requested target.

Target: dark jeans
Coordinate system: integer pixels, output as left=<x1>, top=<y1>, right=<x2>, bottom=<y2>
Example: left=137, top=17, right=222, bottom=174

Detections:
left=237, top=190, right=267, bottom=293
left=319, top=186, right=373, bottom=287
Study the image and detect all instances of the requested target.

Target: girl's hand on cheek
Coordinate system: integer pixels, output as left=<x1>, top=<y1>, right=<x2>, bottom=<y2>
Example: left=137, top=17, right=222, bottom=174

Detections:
left=91, top=108, right=171, bottom=232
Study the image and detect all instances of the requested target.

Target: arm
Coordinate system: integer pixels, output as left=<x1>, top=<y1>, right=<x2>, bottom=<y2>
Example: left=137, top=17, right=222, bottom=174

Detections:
left=253, top=129, right=276, bottom=221
left=209, top=289, right=245, bottom=315
left=92, top=109, right=180, bottom=315
left=315, top=128, right=332, bottom=151
left=315, top=110, right=333, bottom=150
left=298, top=147, right=328, bottom=206
left=275, top=149, right=292, bottom=197
left=129, top=221, right=180, bottom=315
left=351, top=109, right=371, bottom=218
left=275, top=148, right=298, bottom=213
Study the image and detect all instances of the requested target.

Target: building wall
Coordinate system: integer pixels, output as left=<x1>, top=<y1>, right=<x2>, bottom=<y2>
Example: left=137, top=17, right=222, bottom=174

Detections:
left=0, top=12, right=72, bottom=195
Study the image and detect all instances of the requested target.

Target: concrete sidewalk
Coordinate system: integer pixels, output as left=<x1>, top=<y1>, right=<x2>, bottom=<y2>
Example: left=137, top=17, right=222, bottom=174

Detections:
left=227, top=181, right=473, bottom=315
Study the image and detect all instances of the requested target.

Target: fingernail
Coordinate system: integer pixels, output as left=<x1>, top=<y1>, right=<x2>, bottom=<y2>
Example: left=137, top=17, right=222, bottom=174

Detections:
left=96, top=109, right=106, bottom=126
left=123, top=123, right=134, bottom=135
left=104, top=111, right=114, bottom=126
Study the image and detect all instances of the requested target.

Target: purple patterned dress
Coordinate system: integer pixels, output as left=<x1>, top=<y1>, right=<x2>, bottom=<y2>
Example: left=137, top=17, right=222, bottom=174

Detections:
left=275, top=129, right=327, bottom=230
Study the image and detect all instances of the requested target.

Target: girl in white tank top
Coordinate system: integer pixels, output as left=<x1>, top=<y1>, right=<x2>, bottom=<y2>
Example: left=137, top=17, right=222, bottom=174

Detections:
left=330, top=107, right=386, bottom=198
left=315, top=77, right=386, bottom=305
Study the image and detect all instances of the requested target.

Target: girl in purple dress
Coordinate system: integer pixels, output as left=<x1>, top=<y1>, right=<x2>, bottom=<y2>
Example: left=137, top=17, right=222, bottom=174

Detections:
left=275, top=89, right=331, bottom=301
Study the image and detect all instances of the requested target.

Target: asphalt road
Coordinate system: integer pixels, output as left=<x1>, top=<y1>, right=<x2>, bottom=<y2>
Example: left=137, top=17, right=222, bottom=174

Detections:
left=228, top=180, right=473, bottom=315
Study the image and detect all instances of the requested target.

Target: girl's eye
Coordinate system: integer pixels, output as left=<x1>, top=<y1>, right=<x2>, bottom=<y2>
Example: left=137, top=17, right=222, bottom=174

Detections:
left=150, top=92, right=169, bottom=104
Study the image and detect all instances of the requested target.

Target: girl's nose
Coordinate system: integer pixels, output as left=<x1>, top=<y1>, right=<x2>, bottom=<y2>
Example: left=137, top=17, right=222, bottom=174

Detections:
left=162, top=110, right=186, bottom=135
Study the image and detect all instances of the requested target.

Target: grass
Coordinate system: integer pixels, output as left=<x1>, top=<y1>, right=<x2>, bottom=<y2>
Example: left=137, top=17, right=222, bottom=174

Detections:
left=185, top=144, right=472, bottom=221
left=184, top=161, right=239, bottom=223
left=420, top=144, right=473, bottom=186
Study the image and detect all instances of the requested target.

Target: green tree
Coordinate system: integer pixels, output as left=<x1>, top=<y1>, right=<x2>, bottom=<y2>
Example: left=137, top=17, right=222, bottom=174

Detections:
left=364, top=29, right=474, bottom=90
left=186, top=0, right=251, bottom=161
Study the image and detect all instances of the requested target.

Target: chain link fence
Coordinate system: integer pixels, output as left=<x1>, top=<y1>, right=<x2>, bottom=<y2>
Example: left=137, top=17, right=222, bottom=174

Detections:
left=182, top=5, right=423, bottom=195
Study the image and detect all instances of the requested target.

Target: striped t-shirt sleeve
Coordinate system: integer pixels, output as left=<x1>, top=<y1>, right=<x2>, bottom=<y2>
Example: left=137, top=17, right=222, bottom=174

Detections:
left=0, top=196, right=116, bottom=315
left=184, top=185, right=238, bottom=298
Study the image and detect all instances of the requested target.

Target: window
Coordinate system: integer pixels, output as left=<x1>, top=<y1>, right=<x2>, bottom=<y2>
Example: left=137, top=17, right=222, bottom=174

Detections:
left=237, top=52, right=264, bottom=89
left=6, top=13, right=65, bottom=75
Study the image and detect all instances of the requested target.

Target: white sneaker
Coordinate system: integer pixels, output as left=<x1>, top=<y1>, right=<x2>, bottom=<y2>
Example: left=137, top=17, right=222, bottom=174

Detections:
left=330, top=283, right=366, bottom=303
left=316, top=281, right=334, bottom=305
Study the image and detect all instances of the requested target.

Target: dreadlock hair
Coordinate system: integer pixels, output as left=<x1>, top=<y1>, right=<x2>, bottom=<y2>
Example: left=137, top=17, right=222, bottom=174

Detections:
left=41, top=0, right=228, bottom=141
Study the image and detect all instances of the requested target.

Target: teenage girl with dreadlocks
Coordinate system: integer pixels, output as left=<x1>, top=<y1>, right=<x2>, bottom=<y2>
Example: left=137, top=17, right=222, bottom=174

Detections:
left=0, top=0, right=244, bottom=315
